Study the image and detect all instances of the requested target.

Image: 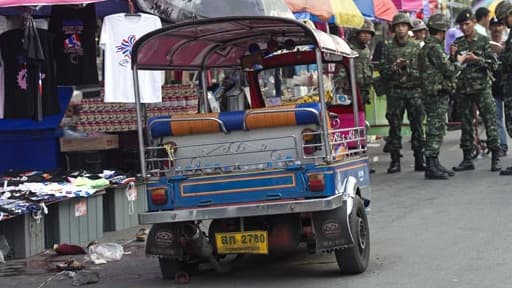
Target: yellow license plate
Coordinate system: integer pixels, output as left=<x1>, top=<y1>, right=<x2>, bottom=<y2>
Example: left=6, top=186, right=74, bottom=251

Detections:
left=215, top=231, right=268, bottom=254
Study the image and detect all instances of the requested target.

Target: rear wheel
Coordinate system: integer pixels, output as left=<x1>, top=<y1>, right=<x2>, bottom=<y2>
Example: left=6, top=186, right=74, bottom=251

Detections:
left=159, top=257, right=198, bottom=280
left=335, top=196, right=370, bottom=274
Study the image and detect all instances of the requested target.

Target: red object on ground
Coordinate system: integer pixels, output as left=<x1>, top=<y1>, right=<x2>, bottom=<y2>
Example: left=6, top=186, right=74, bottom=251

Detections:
left=54, top=243, right=87, bottom=255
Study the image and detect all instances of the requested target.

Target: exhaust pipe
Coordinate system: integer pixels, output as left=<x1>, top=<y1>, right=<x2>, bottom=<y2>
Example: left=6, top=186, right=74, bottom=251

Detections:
left=182, top=223, right=198, bottom=239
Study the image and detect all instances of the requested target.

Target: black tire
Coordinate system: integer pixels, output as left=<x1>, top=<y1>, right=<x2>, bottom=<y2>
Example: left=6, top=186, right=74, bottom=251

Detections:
left=159, top=257, right=179, bottom=280
left=159, top=257, right=198, bottom=280
left=335, top=196, right=370, bottom=274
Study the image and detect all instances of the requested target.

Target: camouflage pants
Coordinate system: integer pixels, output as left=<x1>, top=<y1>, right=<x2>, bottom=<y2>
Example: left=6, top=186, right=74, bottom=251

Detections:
left=457, top=89, right=499, bottom=151
left=503, top=78, right=512, bottom=138
left=424, top=92, right=449, bottom=158
left=385, top=88, right=425, bottom=151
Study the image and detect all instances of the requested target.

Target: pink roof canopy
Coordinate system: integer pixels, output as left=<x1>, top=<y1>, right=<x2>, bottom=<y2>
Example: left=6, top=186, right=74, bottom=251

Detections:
left=132, top=16, right=354, bottom=70
left=392, top=0, right=423, bottom=11
left=0, top=0, right=105, bottom=7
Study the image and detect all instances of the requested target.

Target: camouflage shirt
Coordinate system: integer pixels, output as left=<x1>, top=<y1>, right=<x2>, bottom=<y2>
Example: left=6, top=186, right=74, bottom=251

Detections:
left=380, top=36, right=421, bottom=88
left=418, top=35, right=459, bottom=96
left=501, top=32, right=512, bottom=76
left=349, top=38, right=373, bottom=91
left=450, top=32, right=498, bottom=93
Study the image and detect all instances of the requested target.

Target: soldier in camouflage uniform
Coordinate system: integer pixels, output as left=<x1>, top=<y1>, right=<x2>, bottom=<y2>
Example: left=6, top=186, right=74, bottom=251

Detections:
left=496, top=1, right=512, bottom=175
left=450, top=9, right=501, bottom=172
left=349, top=19, right=375, bottom=105
left=418, top=13, right=460, bottom=179
left=412, top=19, right=428, bottom=47
left=380, top=13, right=425, bottom=174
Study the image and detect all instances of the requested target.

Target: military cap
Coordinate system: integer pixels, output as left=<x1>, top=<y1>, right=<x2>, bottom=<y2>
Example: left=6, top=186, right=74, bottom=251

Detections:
left=455, top=8, right=475, bottom=24
left=412, top=19, right=427, bottom=31
left=357, top=19, right=375, bottom=36
left=427, top=13, right=450, bottom=31
left=489, top=17, right=503, bottom=26
left=391, top=13, right=413, bottom=29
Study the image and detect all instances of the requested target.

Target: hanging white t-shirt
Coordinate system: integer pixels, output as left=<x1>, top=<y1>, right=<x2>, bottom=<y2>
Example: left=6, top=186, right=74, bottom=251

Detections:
left=100, top=13, right=162, bottom=103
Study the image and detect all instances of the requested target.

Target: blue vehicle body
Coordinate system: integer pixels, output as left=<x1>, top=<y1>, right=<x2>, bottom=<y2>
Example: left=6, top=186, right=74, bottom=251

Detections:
left=146, top=157, right=369, bottom=211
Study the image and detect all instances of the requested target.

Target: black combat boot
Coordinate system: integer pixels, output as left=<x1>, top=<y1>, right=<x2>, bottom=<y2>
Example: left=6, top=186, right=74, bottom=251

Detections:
left=491, top=149, right=501, bottom=172
left=452, top=149, right=475, bottom=171
left=435, top=158, right=455, bottom=176
left=414, top=149, right=426, bottom=171
left=387, top=150, right=401, bottom=174
left=425, top=157, right=449, bottom=180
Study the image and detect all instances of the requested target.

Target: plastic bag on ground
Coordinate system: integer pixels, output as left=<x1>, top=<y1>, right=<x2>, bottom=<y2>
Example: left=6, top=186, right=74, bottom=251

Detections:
left=88, top=243, right=123, bottom=264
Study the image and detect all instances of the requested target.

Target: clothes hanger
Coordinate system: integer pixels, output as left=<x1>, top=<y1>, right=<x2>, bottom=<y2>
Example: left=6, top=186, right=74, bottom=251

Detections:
left=125, top=0, right=141, bottom=17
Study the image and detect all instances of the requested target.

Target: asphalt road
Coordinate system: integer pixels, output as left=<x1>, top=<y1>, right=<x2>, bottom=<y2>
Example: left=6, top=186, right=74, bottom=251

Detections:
left=2, top=131, right=512, bottom=288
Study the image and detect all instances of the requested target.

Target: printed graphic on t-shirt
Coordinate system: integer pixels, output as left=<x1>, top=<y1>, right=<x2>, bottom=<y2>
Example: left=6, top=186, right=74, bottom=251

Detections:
left=15, top=56, right=46, bottom=92
left=15, top=55, right=27, bottom=90
left=62, top=19, right=84, bottom=64
left=17, top=68, right=27, bottom=90
left=116, top=34, right=136, bottom=67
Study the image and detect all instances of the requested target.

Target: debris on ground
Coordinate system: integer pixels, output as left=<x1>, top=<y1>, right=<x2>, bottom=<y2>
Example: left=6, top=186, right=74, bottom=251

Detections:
left=37, top=271, right=74, bottom=288
left=56, top=259, right=85, bottom=271
left=54, top=243, right=87, bottom=255
left=135, top=228, right=148, bottom=242
left=72, top=270, right=100, bottom=286
left=87, top=242, right=124, bottom=264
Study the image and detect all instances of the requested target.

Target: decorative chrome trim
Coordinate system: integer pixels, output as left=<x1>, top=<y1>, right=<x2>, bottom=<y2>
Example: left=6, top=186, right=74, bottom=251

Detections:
left=139, top=194, right=347, bottom=224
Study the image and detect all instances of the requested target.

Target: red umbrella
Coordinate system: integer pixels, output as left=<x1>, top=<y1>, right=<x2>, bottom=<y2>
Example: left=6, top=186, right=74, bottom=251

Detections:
left=0, top=0, right=105, bottom=7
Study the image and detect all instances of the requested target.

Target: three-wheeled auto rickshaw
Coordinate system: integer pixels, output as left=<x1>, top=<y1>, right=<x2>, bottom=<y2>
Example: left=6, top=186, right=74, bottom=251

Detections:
left=131, top=16, right=371, bottom=280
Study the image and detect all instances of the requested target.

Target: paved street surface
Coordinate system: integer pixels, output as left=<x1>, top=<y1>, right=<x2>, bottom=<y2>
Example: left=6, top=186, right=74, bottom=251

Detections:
left=1, top=131, right=511, bottom=288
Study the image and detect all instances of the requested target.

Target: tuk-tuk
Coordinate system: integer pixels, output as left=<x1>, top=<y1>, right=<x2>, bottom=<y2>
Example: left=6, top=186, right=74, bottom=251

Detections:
left=132, top=16, right=371, bottom=280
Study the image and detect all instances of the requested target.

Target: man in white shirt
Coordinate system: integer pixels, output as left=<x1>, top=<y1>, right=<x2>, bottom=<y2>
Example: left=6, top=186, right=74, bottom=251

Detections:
left=475, top=7, right=490, bottom=36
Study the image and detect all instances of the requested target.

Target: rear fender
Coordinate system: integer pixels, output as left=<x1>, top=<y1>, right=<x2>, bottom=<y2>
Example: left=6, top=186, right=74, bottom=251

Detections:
left=311, top=175, right=359, bottom=251
left=339, top=175, right=358, bottom=215
left=146, top=223, right=184, bottom=258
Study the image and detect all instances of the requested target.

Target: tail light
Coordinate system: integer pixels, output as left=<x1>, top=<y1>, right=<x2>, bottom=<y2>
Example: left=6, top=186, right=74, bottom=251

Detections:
left=150, top=187, right=168, bottom=205
left=308, top=174, right=325, bottom=192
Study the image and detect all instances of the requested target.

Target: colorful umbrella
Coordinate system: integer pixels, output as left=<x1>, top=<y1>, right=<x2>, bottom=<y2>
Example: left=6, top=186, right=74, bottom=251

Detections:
left=135, top=0, right=294, bottom=23
left=472, top=0, right=502, bottom=17
left=353, top=0, right=398, bottom=21
left=392, top=0, right=423, bottom=11
left=284, top=0, right=365, bottom=28
left=0, top=0, right=106, bottom=6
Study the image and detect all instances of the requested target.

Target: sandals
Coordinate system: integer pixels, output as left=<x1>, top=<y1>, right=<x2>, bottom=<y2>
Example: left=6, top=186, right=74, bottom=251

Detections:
left=135, top=228, right=148, bottom=242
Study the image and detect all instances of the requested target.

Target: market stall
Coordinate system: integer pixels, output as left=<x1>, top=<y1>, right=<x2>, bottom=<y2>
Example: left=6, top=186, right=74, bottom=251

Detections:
left=0, top=0, right=163, bottom=260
